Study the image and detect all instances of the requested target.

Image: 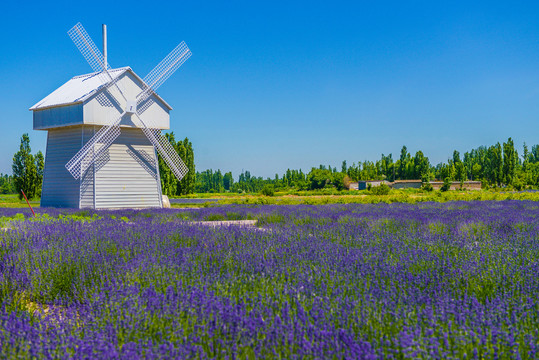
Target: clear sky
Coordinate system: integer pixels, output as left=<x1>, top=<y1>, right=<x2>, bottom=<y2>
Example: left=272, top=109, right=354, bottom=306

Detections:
left=1, top=1, right=539, bottom=178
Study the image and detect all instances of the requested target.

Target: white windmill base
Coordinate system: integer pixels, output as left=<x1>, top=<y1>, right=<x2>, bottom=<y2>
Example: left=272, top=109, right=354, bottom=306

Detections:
left=40, top=125, right=164, bottom=209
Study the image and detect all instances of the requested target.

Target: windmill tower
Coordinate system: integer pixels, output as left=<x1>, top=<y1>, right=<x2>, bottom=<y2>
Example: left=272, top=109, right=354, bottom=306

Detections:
left=30, top=23, right=191, bottom=208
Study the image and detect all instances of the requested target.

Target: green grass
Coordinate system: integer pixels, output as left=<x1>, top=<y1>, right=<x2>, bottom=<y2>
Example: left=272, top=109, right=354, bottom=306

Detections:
left=3, top=189, right=539, bottom=210
left=0, top=194, right=40, bottom=208
left=183, top=189, right=539, bottom=206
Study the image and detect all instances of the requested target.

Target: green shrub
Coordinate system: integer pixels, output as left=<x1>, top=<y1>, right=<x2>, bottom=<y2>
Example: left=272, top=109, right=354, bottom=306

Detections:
left=261, top=185, right=275, bottom=197
left=370, top=183, right=390, bottom=195
left=421, top=182, right=433, bottom=192
left=332, top=172, right=346, bottom=191
left=440, top=177, right=451, bottom=192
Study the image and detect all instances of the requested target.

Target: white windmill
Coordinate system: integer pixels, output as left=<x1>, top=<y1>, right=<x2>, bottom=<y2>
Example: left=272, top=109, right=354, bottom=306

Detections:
left=30, top=23, right=191, bottom=208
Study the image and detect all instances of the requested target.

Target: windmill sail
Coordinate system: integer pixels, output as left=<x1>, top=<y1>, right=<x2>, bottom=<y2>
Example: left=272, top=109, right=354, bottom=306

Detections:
left=64, top=23, right=191, bottom=182
left=139, top=42, right=192, bottom=104
left=135, top=115, right=189, bottom=180
left=65, top=115, right=123, bottom=179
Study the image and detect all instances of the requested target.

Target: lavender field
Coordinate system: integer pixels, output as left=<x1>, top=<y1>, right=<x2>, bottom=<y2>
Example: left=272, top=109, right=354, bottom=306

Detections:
left=0, top=201, right=538, bottom=358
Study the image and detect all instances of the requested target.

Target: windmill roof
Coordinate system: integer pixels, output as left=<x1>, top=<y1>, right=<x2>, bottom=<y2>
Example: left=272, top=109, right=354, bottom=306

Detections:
left=29, top=67, right=172, bottom=111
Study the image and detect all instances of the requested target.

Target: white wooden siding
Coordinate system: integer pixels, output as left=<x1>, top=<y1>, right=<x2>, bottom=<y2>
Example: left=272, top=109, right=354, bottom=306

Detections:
left=136, top=93, right=170, bottom=129
left=95, top=127, right=162, bottom=209
left=79, top=126, right=96, bottom=208
left=41, top=126, right=163, bottom=209
left=40, top=127, right=83, bottom=208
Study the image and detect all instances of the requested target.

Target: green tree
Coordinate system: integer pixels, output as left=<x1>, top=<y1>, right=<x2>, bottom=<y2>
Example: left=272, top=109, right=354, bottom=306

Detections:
left=472, top=164, right=482, bottom=181
left=12, top=134, right=38, bottom=200
left=523, top=143, right=529, bottom=172
left=437, top=163, right=455, bottom=182
left=0, top=174, right=15, bottom=194
left=158, top=133, right=196, bottom=196
left=223, top=172, right=233, bottom=191
left=174, top=138, right=187, bottom=194
left=380, top=153, right=394, bottom=181
left=332, top=172, right=346, bottom=190
left=493, top=143, right=504, bottom=186
left=35, top=151, right=44, bottom=197
left=421, top=173, right=433, bottom=191
left=503, top=137, right=516, bottom=186
left=398, top=146, right=409, bottom=179
left=485, top=143, right=503, bottom=186
left=530, top=145, right=539, bottom=163
left=158, top=133, right=178, bottom=196
left=308, top=168, right=332, bottom=190
left=176, top=137, right=195, bottom=195
left=261, top=184, right=275, bottom=196
left=526, top=162, right=539, bottom=186
left=454, top=161, right=466, bottom=183
left=413, top=151, right=430, bottom=179
left=347, top=162, right=360, bottom=181
left=440, top=177, right=451, bottom=192
left=452, top=150, right=461, bottom=164
left=452, top=151, right=466, bottom=182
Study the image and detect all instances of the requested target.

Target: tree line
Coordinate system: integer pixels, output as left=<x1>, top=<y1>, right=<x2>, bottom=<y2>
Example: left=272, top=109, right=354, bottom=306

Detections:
left=0, top=174, right=15, bottom=194
left=195, top=137, right=539, bottom=193
left=6, top=134, right=539, bottom=198
left=342, top=138, right=538, bottom=190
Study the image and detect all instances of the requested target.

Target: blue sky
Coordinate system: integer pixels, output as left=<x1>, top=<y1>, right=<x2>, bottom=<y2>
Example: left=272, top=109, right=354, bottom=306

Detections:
left=1, top=1, right=539, bottom=178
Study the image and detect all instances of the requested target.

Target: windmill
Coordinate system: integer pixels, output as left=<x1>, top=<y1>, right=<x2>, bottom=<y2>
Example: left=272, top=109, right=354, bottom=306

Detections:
left=30, top=23, right=192, bottom=208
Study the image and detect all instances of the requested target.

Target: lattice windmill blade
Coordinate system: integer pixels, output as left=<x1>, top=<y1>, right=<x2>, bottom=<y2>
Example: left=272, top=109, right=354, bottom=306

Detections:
left=68, top=22, right=128, bottom=104
left=133, top=40, right=191, bottom=181
left=65, top=114, right=124, bottom=179
left=33, top=22, right=196, bottom=209
left=138, top=42, right=191, bottom=104
left=66, top=24, right=189, bottom=180
left=68, top=22, right=113, bottom=88
left=68, top=22, right=110, bottom=72
left=134, top=113, right=189, bottom=181
left=65, top=23, right=134, bottom=181
left=147, top=128, right=189, bottom=181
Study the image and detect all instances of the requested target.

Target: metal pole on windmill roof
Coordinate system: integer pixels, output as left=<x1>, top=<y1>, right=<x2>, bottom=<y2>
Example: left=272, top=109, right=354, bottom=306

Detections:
left=102, top=24, right=107, bottom=69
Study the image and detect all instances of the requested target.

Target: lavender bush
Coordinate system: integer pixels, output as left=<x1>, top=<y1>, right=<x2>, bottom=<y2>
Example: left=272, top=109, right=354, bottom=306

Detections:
left=0, top=201, right=538, bottom=358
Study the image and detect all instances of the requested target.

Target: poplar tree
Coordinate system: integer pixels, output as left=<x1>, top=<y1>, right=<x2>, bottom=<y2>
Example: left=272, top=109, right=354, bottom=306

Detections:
left=223, top=172, right=233, bottom=191
left=12, top=134, right=38, bottom=200
left=158, top=132, right=178, bottom=196
left=398, top=146, right=408, bottom=179
left=176, top=137, right=195, bottom=195
left=158, top=133, right=196, bottom=196
left=35, top=151, right=44, bottom=197
left=503, top=137, right=516, bottom=186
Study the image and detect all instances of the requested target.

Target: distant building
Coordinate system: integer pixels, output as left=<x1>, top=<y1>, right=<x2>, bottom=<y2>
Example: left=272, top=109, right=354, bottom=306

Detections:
left=390, top=180, right=422, bottom=189
left=429, top=181, right=482, bottom=191
left=348, top=180, right=482, bottom=191
left=391, top=180, right=482, bottom=190
left=353, top=180, right=388, bottom=190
